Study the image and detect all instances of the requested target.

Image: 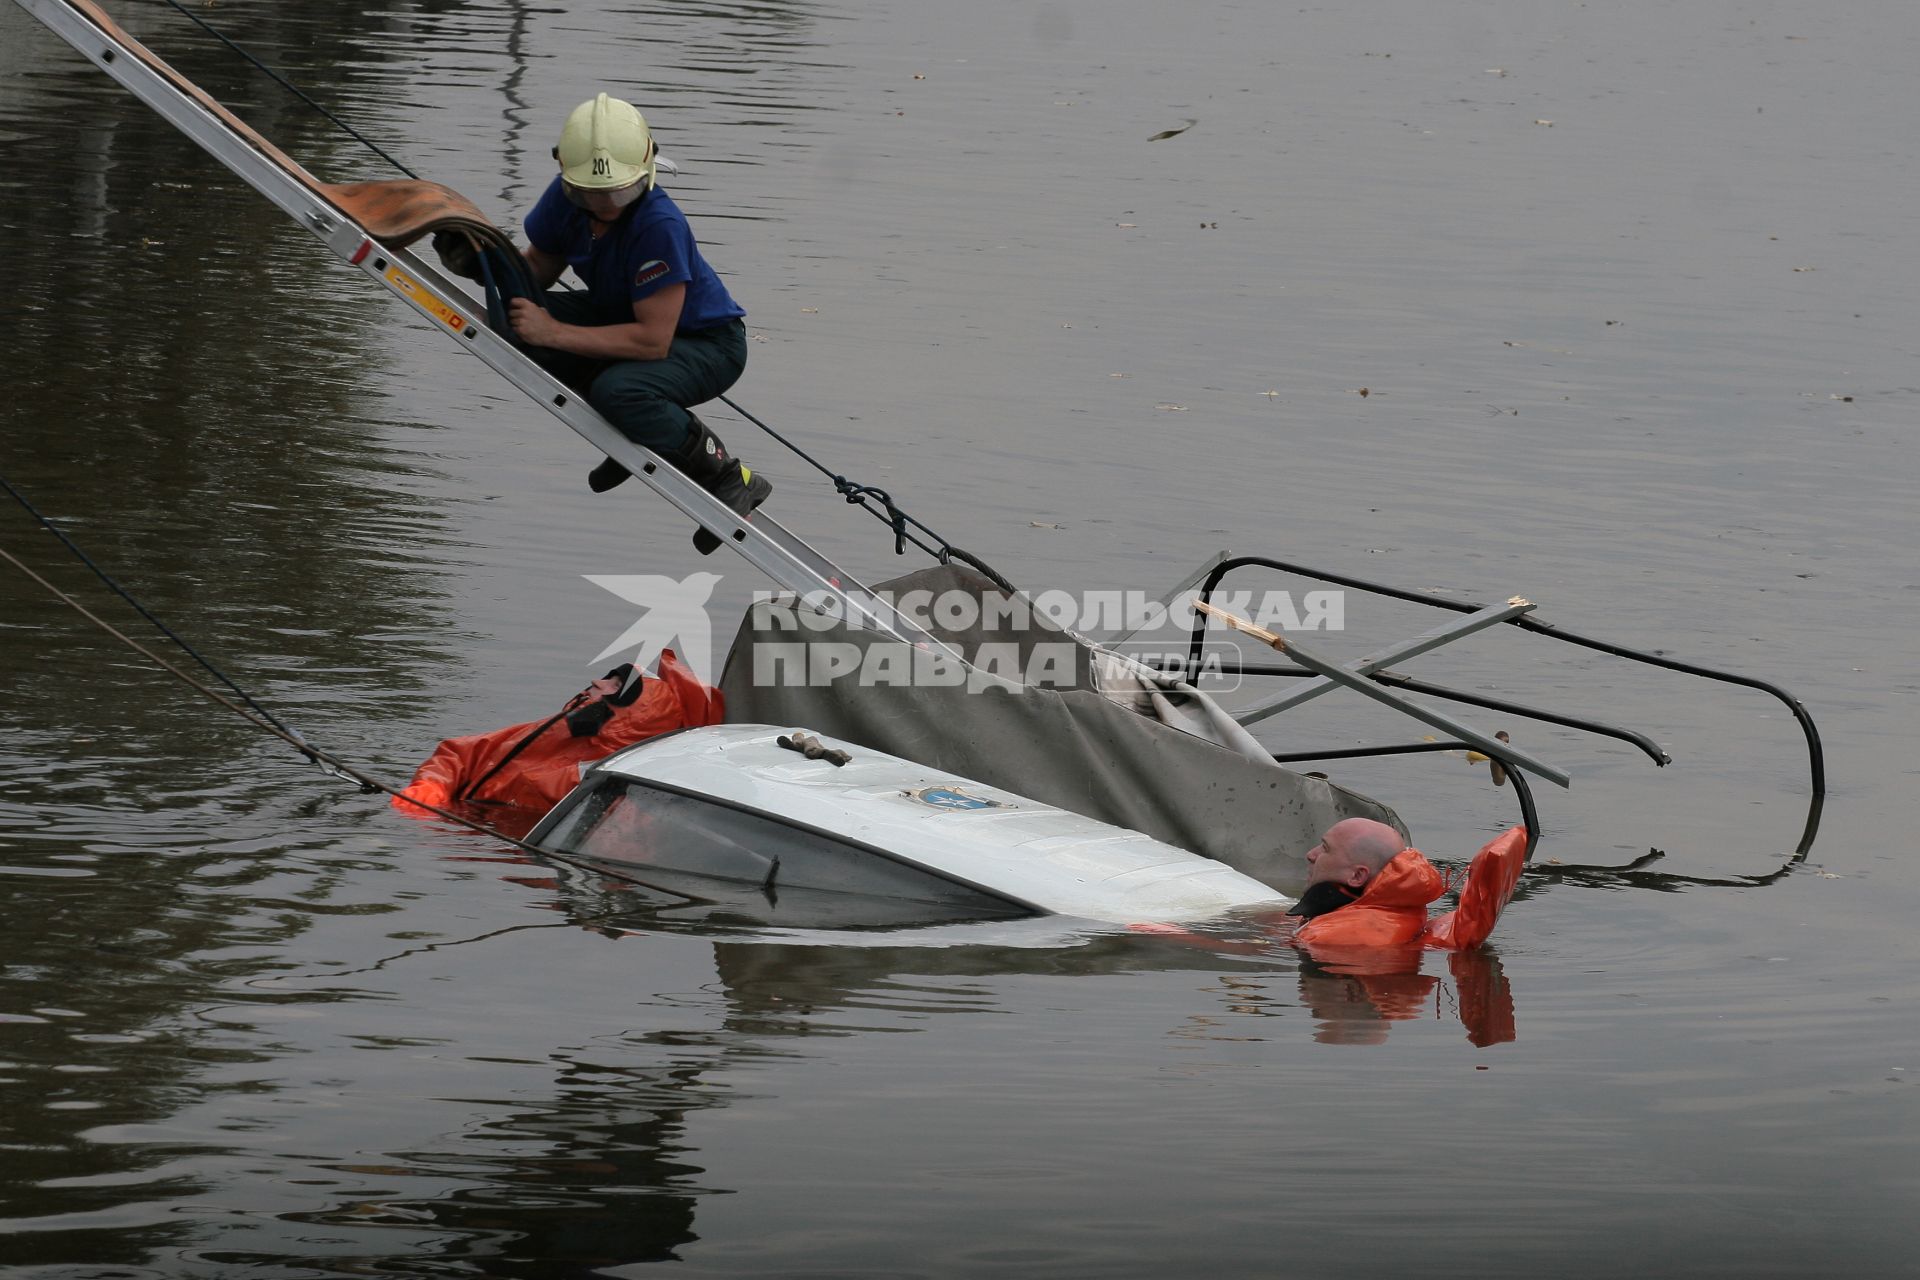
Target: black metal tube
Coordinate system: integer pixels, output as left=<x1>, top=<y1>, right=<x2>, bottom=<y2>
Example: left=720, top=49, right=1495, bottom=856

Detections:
left=1266, top=740, right=1541, bottom=861
left=1533, top=792, right=1823, bottom=888
left=1186, top=555, right=1822, bottom=797
left=1142, top=655, right=1671, bottom=768
left=1507, top=615, right=1823, bottom=794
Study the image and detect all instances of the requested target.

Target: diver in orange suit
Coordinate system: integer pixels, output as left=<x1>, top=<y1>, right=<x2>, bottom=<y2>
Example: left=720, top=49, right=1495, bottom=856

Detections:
left=1132, top=819, right=1528, bottom=1044
left=1288, top=818, right=1526, bottom=952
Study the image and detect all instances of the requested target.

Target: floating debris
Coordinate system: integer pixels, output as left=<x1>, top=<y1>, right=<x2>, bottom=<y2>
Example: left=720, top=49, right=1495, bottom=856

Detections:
left=1534, top=119, right=1554, bottom=127
left=1148, top=118, right=1198, bottom=142
left=1155, top=403, right=1190, bottom=412
left=1029, top=521, right=1063, bottom=530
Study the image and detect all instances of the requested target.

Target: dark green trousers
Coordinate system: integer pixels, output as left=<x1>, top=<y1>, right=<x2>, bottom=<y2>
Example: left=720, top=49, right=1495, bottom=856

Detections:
left=529, top=292, right=747, bottom=456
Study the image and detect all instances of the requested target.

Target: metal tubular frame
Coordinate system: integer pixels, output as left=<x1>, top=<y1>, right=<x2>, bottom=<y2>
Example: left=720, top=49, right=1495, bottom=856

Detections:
left=1238, top=626, right=1573, bottom=787
left=1143, top=657, right=1672, bottom=767
left=1232, top=598, right=1535, bottom=726
left=1182, top=555, right=1824, bottom=798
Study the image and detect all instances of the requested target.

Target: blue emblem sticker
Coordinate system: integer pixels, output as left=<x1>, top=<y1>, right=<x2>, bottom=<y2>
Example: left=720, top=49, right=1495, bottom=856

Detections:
left=909, top=786, right=1009, bottom=812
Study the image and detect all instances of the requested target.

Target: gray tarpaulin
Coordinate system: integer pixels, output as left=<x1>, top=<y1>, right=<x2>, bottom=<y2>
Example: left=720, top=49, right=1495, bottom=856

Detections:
left=718, top=565, right=1403, bottom=889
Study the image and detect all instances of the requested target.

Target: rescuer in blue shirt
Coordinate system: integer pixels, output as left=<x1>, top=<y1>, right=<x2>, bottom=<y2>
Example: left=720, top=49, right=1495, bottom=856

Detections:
left=440, top=93, right=767, bottom=549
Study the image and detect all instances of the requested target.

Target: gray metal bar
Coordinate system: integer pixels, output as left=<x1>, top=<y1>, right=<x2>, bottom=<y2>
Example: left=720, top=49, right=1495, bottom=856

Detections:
left=1234, top=598, right=1534, bottom=726
left=1270, top=631, right=1572, bottom=787
left=18, top=0, right=952, bottom=657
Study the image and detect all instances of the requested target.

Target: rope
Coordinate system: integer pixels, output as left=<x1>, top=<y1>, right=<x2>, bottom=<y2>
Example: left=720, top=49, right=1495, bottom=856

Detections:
left=0, top=470, right=307, bottom=745
left=714, top=394, right=1016, bottom=585
left=0, top=539, right=706, bottom=901
left=831, top=477, right=908, bottom=554
left=154, top=0, right=419, bottom=180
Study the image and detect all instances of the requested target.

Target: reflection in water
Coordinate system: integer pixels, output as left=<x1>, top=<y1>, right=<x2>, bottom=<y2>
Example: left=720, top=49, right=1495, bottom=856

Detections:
left=289, top=1059, right=708, bottom=1276
left=1293, top=947, right=1515, bottom=1048
left=1148, top=931, right=1519, bottom=1048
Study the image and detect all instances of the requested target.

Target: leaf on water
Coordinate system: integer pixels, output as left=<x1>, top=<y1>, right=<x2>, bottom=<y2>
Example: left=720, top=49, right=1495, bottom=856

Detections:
left=1148, top=118, right=1199, bottom=142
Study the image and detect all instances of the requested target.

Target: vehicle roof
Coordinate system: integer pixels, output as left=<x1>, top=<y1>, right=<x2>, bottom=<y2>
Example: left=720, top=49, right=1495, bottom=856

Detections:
left=589, top=725, right=1291, bottom=923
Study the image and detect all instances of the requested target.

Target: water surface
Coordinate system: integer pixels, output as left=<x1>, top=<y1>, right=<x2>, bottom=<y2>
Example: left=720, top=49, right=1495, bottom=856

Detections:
left=1, top=1, right=1915, bottom=1275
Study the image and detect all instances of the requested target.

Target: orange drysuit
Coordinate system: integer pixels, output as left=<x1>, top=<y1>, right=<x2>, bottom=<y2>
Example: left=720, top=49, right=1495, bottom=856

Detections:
left=1290, top=826, right=1528, bottom=952
left=393, top=650, right=723, bottom=820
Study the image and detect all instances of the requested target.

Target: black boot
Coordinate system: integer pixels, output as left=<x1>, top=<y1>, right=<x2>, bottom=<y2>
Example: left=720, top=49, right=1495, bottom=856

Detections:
left=587, top=455, right=631, bottom=492
left=672, top=414, right=772, bottom=554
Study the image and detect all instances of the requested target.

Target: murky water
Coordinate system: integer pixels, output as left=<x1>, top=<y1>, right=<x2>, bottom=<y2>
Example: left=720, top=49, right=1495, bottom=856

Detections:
left=2, top=0, right=1916, bottom=1275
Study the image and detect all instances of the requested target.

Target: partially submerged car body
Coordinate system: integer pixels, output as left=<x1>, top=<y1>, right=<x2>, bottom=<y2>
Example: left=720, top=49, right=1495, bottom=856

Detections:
left=529, top=725, right=1294, bottom=925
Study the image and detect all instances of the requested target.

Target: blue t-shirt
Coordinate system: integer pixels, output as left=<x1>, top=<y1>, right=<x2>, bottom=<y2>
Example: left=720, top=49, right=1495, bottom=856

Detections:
left=522, top=176, right=746, bottom=331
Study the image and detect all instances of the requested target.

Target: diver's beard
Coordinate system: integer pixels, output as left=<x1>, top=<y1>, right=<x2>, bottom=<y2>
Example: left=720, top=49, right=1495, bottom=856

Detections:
left=1286, top=880, right=1363, bottom=919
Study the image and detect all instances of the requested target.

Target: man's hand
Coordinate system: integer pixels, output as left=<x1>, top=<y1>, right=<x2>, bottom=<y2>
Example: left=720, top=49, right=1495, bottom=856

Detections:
left=509, top=297, right=563, bottom=347
left=431, top=230, right=482, bottom=281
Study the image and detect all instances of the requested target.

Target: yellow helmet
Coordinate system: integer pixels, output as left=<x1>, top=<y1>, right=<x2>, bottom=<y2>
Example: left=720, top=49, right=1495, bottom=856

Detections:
left=555, top=93, right=656, bottom=193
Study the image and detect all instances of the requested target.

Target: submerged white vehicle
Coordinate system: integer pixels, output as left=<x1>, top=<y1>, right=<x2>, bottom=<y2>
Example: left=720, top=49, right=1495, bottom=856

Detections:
left=529, top=725, right=1292, bottom=925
